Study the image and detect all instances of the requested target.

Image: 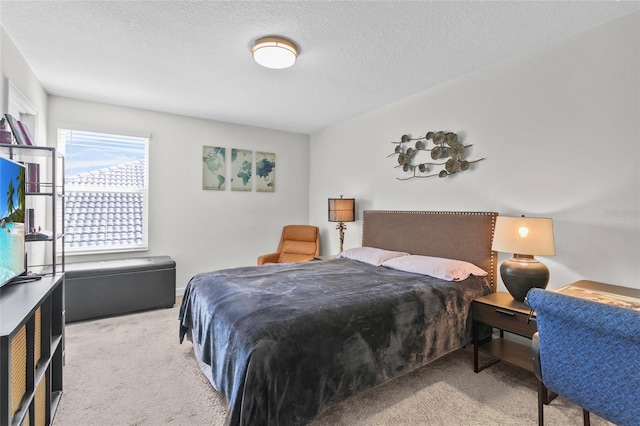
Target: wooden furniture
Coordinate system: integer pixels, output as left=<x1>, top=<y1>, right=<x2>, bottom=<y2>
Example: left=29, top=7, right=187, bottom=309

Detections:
left=0, top=273, right=64, bottom=426
left=554, top=279, right=640, bottom=306
left=473, top=291, right=556, bottom=405
left=472, top=292, right=537, bottom=373
left=474, top=283, right=640, bottom=373
left=1, top=145, right=65, bottom=426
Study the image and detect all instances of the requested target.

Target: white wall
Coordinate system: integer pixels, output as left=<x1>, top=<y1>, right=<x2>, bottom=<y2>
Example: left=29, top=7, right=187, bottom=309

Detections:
left=5, top=11, right=639, bottom=294
left=310, top=12, right=640, bottom=291
left=1, top=27, right=48, bottom=145
left=48, top=96, right=310, bottom=292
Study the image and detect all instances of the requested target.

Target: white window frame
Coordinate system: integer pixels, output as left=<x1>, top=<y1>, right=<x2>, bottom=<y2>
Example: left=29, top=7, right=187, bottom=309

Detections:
left=58, top=127, right=150, bottom=255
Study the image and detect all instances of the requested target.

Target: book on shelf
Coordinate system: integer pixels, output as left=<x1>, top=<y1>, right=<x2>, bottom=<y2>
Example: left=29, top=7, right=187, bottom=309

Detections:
left=17, top=121, right=34, bottom=146
left=26, top=162, right=40, bottom=192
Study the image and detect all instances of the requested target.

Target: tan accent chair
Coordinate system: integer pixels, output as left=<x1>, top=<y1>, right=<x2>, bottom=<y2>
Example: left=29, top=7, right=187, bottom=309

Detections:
left=257, top=225, right=320, bottom=265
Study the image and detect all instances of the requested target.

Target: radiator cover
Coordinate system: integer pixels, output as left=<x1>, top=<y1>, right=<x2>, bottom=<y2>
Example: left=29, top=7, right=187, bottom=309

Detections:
left=65, top=256, right=176, bottom=322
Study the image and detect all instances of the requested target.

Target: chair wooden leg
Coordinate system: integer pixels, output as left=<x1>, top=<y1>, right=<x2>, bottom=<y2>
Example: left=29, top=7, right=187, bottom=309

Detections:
left=583, top=409, right=590, bottom=426
left=537, top=380, right=545, bottom=426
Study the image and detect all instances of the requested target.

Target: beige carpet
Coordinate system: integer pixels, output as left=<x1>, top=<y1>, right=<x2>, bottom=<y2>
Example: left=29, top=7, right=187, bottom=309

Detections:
left=53, top=302, right=613, bottom=426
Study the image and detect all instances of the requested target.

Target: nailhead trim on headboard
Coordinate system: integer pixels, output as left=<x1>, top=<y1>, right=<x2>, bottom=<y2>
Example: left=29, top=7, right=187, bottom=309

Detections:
left=361, top=210, right=498, bottom=291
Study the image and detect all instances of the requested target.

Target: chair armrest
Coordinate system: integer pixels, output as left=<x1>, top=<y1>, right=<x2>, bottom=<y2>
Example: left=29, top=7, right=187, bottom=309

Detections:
left=257, top=252, right=279, bottom=265
left=531, top=332, right=542, bottom=382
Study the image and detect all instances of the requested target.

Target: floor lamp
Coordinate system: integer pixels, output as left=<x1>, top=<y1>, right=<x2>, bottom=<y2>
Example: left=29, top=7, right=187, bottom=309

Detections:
left=328, top=196, right=355, bottom=253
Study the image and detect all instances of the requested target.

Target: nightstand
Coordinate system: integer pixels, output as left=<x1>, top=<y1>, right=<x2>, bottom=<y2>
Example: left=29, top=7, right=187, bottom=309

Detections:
left=472, top=291, right=555, bottom=404
left=472, top=292, right=536, bottom=373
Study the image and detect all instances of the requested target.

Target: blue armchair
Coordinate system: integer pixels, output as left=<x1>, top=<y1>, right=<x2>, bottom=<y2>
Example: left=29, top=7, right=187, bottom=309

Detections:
left=527, top=288, right=640, bottom=426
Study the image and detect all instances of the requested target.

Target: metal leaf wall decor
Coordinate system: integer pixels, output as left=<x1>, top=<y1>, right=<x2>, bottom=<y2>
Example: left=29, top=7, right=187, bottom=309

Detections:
left=389, top=131, right=485, bottom=180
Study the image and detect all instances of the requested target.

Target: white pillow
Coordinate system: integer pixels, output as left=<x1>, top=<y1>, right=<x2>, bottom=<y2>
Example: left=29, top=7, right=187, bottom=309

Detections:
left=338, top=247, right=410, bottom=266
left=382, top=255, right=487, bottom=281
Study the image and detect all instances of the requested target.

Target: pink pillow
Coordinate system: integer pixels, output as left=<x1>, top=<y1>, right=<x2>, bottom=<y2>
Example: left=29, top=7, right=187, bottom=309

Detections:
left=338, top=247, right=410, bottom=266
left=382, top=255, right=487, bottom=281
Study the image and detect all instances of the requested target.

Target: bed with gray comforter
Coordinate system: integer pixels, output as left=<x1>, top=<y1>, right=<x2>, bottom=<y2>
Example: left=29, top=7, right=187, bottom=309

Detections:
left=179, top=210, right=497, bottom=425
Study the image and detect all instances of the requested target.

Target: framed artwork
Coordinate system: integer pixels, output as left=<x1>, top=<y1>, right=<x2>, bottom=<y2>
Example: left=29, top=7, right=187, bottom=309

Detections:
left=256, top=151, right=276, bottom=192
left=231, top=148, right=252, bottom=191
left=202, top=146, right=226, bottom=190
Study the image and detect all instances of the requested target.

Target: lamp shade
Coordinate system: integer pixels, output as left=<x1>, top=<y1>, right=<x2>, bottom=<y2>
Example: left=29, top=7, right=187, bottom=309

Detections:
left=328, top=198, right=355, bottom=222
left=492, top=216, right=555, bottom=256
left=252, top=37, right=298, bottom=69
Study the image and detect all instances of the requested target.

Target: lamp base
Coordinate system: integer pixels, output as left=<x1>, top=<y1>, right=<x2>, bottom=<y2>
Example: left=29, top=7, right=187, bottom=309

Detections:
left=500, top=254, right=549, bottom=302
left=336, top=221, right=347, bottom=253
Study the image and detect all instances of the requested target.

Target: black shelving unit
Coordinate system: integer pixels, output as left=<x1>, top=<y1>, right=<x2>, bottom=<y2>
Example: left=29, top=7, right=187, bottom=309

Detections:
left=1, top=145, right=65, bottom=276
left=1, top=144, right=65, bottom=426
left=0, top=274, right=64, bottom=426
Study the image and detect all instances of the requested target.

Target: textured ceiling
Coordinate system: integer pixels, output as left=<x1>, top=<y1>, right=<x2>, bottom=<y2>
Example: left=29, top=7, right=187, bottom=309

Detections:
left=1, top=1, right=639, bottom=135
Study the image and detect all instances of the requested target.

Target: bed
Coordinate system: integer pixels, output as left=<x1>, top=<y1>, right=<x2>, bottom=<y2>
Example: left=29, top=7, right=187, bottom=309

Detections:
left=179, top=210, right=497, bottom=425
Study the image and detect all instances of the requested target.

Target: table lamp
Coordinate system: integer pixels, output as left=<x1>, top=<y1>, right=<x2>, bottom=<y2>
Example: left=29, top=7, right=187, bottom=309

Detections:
left=328, top=196, right=355, bottom=253
left=491, top=215, right=556, bottom=302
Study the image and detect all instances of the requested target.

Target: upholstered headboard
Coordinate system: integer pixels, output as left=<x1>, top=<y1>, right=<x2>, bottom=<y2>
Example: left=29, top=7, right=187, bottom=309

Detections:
left=361, top=210, right=498, bottom=291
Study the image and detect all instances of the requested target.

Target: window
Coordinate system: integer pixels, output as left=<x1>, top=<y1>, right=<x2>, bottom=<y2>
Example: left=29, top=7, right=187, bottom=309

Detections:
left=58, top=129, right=149, bottom=254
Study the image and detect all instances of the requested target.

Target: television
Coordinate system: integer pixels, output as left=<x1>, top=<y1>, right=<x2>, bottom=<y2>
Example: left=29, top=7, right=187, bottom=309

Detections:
left=0, top=156, right=26, bottom=288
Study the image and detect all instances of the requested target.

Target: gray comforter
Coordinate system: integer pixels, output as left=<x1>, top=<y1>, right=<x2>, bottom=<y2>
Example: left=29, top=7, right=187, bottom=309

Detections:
left=179, top=258, right=491, bottom=425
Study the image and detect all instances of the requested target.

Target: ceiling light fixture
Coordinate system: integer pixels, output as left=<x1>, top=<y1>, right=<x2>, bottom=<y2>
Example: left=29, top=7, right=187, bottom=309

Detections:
left=252, top=36, right=298, bottom=69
